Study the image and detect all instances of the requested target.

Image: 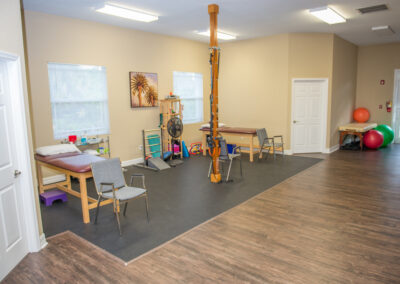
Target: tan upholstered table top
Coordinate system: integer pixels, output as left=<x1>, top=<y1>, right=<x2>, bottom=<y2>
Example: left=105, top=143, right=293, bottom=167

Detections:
left=338, top=123, right=377, bottom=132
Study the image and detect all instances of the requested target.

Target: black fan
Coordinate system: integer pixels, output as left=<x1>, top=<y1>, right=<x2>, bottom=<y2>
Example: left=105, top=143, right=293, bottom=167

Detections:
left=167, top=117, right=183, bottom=138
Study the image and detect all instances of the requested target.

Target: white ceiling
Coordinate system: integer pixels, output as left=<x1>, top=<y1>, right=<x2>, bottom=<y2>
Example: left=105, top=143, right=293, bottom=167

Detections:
left=22, top=0, right=400, bottom=46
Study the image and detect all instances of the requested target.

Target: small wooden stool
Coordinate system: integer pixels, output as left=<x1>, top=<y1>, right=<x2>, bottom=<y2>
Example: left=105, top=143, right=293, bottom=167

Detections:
left=40, top=189, right=67, bottom=206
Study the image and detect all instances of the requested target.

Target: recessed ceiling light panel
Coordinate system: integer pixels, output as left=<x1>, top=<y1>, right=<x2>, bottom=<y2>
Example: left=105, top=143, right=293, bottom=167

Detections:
left=96, top=4, right=158, bottom=22
left=372, top=25, right=395, bottom=36
left=309, top=6, right=346, bottom=24
left=197, top=30, right=236, bottom=40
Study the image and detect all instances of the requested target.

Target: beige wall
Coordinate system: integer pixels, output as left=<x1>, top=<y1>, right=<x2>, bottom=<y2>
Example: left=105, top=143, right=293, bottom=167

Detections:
left=289, top=33, right=334, bottom=148
left=220, top=33, right=338, bottom=150
left=330, top=36, right=358, bottom=147
left=356, top=43, right=400, bottom=125
left=0, top=1, right=42, bottom=234
left=219, top=34, right=290, bottom=145
left=24, top=11, right=210, bottom=172
left=24, top=11, right=361, bottom=163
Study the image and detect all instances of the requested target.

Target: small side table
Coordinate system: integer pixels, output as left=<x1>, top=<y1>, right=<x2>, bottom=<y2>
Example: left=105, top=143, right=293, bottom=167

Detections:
left=338, top=123, right=377, bottom=151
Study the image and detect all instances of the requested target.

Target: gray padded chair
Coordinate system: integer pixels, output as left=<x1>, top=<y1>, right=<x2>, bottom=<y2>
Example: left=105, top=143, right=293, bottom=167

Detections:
left=91, top=158, right=149, bottom=235
left=256, top=128, right=284, bottom=160
left=208, top=138, right=242, bottom=182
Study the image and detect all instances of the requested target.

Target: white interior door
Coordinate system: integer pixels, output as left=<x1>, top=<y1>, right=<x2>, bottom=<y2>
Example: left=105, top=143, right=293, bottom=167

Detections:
left=392, top=70, right=400, bottom=143
left=292, top=79, right=328, bottom=154
left=0, top=59, right=28, bottom=280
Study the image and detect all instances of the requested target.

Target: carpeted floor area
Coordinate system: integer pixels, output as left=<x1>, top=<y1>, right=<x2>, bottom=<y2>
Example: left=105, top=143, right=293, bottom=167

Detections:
left=40, top=154, right=321, bottom=262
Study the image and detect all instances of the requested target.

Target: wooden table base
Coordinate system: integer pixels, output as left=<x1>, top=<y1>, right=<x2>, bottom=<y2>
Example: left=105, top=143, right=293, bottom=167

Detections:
left=339, top=130, right=364, bottom=151
left=36, top=160, right=113, bottom=223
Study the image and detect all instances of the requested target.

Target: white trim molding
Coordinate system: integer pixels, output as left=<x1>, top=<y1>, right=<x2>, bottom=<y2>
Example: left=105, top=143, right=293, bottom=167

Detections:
left=284, top=149, right=293, bottom=155
left=323, top=144, right=339, bottom=154
left=121, top=157, right=144, bottom=167
left=40, top=233, right=48, bottom=249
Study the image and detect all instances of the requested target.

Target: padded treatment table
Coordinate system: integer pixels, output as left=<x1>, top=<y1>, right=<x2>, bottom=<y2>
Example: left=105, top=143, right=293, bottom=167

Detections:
left=339, top=122, right=377, bottom=151
left=200, top=127, right=258, bottom=162
left=35, top=152, right=113, bottom=223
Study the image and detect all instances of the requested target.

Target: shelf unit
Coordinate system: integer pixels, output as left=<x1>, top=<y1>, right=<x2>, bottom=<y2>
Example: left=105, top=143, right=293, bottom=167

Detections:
left=159, top=98, right=183, bottom=158
left=62, top=136, right=111, bottom=158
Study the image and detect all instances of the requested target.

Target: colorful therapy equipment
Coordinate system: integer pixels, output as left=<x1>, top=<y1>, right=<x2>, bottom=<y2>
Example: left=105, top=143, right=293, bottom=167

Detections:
left=135, top=129, right=171, bottom=171
left=40, top=189, right=67, bottom=206
left=353, top=107, right=370, bottom=123
left=374, top=124, right=394, bottom=147
left=363, top=124, right=394, bottom=149
left=363, top=130, right=384, bottom=149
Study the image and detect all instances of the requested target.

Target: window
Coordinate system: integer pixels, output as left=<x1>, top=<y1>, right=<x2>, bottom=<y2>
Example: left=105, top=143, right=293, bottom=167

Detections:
left=48, top=63, right=110, bottom=139
left=173, top=71, right=203, bottom=124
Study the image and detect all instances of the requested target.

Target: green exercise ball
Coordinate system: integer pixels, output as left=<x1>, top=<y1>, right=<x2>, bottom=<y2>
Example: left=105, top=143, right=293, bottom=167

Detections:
left=374, top=124, right=394, bottom=147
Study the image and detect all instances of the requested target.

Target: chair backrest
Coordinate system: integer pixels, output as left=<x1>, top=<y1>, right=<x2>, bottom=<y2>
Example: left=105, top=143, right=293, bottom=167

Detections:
left=91, top=158, right=126, bottom=193
left=218, top=138, right=229, bottom=159
left=256, top=128, right=268, bottom=146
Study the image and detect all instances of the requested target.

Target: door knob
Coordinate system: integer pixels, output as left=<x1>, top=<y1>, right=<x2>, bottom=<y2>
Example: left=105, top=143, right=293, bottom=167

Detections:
left=14, top=170, right=22, bottom=178
left=293, top=120, right=298, bottom=124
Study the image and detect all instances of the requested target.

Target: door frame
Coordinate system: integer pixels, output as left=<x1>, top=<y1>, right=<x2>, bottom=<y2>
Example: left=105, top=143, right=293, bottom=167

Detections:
left=0, top=50, right=41, bottom=253
left=290, top=78, right=329, bottom=154
left=392, top=69, right=400, bottom=143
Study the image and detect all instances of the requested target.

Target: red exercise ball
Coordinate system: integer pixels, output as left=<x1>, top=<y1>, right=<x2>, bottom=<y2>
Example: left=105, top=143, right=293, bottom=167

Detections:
left=364, top=130, right=383, bottom=149
left=353, top=107, right=370, bottom=123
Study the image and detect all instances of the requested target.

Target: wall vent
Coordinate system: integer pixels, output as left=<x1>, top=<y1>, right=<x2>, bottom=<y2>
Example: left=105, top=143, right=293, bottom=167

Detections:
left=358, top=4, right=388, bottom=14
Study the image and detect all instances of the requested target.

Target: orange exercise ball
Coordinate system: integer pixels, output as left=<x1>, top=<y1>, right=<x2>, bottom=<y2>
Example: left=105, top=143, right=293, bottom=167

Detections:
left=353, top=107, right=370, bottom=123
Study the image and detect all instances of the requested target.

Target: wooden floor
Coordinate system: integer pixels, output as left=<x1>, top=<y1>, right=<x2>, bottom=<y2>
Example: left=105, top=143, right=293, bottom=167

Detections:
left=4, top=147, right=400, bottom=283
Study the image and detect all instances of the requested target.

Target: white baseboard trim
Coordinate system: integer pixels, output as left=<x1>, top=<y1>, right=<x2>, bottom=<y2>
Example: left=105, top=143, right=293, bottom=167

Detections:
left=40, top=233, right=48, bottom=249
left=121, top=157, right=144, bottom=167
left=43, top=174, right=66, bottom=185
left=240, top=146, right=292, bottom=156
left=323, top=144, right=339, bottom=154
left=284, top=149, right=293, bottom=155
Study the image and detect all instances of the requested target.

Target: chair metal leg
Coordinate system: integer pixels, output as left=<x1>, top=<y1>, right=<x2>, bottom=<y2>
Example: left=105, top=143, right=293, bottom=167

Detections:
left=239, top=156, right=243, bottom=177
left=144, top=194, right=150, bottom=222
left=226, top=159, right=233, bottom=182
left=123, top=202, right=128, bottom=216
left=113, top=198, right=122, bottom=236
left=273, top=141, right=276, bottom=160
left=208, top=160, right=212, bottom=177
left=266, top=147, right=271, bottom=160
left=94, top=196, right=102, bottom=224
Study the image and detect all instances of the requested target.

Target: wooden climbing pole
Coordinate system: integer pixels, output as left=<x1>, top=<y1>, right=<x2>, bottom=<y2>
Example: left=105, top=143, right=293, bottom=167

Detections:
left=208, top=4, right=221, bottom=183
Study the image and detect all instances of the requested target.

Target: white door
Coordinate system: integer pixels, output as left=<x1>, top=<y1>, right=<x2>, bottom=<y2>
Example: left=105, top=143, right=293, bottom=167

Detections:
left=292, top=79, right=328, bottom=153
left=0, top=59, right=28, bottom=280
left=392, top=70, right=400, bottom=143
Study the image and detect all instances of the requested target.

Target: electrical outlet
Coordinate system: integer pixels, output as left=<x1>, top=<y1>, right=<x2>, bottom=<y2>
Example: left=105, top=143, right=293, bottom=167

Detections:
left=138, top=145, right=143, bottom=151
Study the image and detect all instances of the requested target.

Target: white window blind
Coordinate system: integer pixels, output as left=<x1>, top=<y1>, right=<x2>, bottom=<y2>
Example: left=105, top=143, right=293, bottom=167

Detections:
left=48, top=63, right=110, bottom=139
left=173, top=71, right=203, bottom=124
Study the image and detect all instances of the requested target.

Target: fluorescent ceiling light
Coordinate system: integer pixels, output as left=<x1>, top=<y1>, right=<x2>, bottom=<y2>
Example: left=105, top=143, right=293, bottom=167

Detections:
left=309, top=6, right=346, bottom=24
left=96, top=4, right=158, bottom=22
left=372, top=25, right=395, bottom=36
left=197, top=30, right=236, bottom=40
